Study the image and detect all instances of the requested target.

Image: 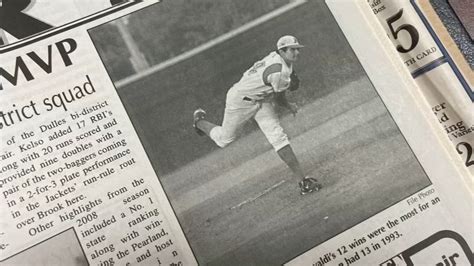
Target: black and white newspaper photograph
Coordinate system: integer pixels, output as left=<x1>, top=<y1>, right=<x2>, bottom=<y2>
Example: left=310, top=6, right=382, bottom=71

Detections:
left=90, top=1, right=431, bottom=265
left=0, top=0, right=472, bottom=265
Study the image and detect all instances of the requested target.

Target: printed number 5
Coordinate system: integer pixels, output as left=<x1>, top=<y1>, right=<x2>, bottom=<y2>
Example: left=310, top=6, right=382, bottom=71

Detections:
left=386, top=9, right=419, bottom=53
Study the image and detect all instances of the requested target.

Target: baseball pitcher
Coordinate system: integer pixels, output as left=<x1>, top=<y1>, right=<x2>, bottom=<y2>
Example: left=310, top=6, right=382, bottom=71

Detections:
left=193, top=35, right=321, bottom=195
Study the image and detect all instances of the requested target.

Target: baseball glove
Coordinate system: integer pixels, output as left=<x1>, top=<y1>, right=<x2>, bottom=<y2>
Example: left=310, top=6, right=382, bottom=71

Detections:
left=288, top=71, right=300, bottom=91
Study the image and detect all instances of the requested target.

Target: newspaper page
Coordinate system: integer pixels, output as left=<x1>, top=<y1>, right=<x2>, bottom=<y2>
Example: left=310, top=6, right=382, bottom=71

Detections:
left=0, top=1, right=196, bottom=265
left=0, top=0, right=473, bottom=266
left=92, top=0, right=470, bottom=265
left=366, top=0, right=474, bottom=176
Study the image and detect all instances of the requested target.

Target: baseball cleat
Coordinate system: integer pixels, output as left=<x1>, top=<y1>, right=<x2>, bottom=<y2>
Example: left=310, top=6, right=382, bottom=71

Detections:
left=299, top=177, right=322, bottom=195
left=193, top=108, right=206, bottom=136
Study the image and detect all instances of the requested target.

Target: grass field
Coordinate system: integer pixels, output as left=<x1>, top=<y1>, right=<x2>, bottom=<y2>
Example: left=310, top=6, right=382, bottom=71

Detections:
left=160, top=77, right=429, bottom=265
left=111, top=1, right=431, bottom=265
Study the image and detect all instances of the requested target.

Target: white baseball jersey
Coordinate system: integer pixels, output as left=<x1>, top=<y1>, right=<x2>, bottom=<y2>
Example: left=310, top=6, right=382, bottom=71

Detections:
left=210, top=51, right=293, bottom=151
left=230, top=51, right=293, bottom=100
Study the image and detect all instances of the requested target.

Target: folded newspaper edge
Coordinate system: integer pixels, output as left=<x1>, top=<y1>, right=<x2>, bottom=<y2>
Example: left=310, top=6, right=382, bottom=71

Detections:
left=0, top=1, right=472, bottom=265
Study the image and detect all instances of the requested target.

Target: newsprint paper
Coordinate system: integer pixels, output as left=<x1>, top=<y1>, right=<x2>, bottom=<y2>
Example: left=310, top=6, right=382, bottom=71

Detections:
left=366, top=0, right=474, bottom=177
left=0, top=1, right=472, bottom=266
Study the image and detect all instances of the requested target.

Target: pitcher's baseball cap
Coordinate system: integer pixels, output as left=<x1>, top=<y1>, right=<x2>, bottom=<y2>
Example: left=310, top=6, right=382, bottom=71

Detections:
left=277, top=35, right=304, bottom=50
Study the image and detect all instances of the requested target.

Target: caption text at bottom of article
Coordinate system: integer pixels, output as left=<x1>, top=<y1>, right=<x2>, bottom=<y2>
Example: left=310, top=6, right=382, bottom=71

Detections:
left=312, top=187, right=442, bottom=266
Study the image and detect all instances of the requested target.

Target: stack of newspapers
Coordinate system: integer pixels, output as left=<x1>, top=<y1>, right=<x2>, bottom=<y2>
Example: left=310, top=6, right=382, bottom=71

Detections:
left=0, top=1, right=472, bottom=265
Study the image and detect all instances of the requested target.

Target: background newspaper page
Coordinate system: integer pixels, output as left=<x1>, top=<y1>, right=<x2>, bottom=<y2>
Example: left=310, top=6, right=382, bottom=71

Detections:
left=367, top=0, right=474, bottom=176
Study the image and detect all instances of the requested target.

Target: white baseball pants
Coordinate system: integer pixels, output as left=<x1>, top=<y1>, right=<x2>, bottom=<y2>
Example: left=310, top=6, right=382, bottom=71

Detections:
left=209, top=89, right=289, bottom=151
